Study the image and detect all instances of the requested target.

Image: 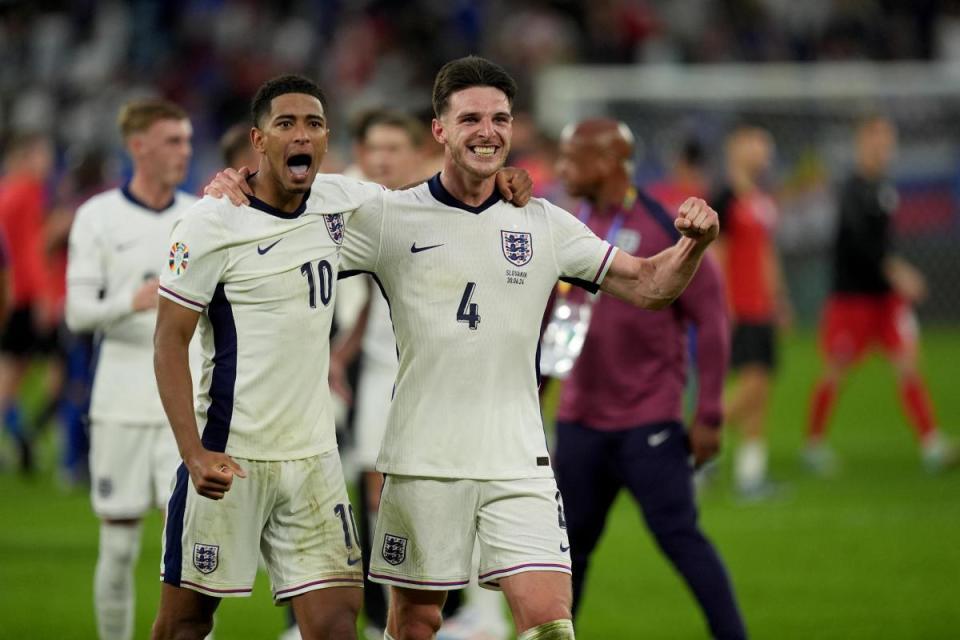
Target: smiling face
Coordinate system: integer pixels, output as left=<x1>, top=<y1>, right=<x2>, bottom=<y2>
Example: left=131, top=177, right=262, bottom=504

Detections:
left=432, top=86, right=512, bottom=181
left=251, top=92, right=328, bottom=194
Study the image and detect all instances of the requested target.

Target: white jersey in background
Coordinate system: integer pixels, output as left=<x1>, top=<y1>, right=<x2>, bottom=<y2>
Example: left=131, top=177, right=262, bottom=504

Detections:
left=159, top=180, right=377, bottom=461
left=362, top=289, right=399, bottom=368
left=66, top=187, right=197, bottom=423
left=340, top=174, right=616, bottom=480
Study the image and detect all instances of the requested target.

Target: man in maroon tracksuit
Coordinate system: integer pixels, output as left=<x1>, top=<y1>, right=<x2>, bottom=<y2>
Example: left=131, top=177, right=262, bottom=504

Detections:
left=552, top=119, right=746, bottom=639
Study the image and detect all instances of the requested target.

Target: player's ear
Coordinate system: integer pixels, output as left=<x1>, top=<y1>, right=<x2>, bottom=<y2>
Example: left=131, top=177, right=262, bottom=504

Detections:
left=431, top=118, right=445, bottom=145
left=126, top=133, right=143, bottom=158
left=250, top=127, right=265, bottom=154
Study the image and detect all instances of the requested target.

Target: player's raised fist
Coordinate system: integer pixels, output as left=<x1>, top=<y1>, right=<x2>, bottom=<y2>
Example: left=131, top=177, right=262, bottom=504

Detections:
left=674, top=197, right=719, bottom=245
left=204, top=167, right=253, bottom=206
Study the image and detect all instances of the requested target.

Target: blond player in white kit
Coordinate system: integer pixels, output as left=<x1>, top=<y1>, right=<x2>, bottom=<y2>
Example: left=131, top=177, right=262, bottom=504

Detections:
left=66, top=99, right=196, bottom=640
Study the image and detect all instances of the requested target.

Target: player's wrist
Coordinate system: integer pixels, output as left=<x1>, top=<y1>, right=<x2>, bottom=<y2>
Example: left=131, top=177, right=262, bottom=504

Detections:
left=180, top=441, right=208, bottom=465
left=696, top=413, right=723, bottom=429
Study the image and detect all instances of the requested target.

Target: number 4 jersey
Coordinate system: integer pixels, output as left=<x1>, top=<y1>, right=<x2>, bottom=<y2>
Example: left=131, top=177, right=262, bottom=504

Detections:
left=158, top=183, right=377, bottom=461
left=340, top=174, right=617, bottom=480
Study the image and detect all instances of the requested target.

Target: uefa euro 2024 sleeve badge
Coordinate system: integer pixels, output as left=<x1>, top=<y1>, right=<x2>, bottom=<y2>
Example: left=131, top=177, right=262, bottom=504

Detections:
left=382, top=533, right=407, bottom=565
left=169, top=242, right=189, bottom=275
left=193, top=543, right=219, bottom=574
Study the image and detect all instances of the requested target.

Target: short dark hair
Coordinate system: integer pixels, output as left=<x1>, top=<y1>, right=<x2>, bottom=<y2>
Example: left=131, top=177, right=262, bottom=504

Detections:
left=251, top=74, right=327, bottom=128
left=351, top=109, right=425, bottom=147
left=432, top=56, right=517, bottom=118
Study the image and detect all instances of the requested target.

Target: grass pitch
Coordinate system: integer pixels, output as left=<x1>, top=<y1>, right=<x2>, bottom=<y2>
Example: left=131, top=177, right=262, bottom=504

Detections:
left=1, top=330, right=958, bottom=639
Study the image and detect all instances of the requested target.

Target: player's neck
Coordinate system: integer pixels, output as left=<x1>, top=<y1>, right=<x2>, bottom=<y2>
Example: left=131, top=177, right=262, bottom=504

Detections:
left=249, top=172, right=305, bottom=213
left=729, top=169, right=757, bottom=195
left=128, top=173, right=175, bottom=210
left=856, top=162, right=886, bottom=181
left=438, top=166, right=496, bottom=207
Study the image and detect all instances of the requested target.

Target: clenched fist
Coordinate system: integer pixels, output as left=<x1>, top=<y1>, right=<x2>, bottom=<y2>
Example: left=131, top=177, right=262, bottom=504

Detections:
left=674, top=197, right=719, bottom=246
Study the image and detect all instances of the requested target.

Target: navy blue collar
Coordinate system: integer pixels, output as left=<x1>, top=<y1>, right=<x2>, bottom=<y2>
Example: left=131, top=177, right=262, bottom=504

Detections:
left=121, top=182, right=176, bottom=213
left=248, top=189, right=311, bottom=219
left=427, top=173, right=501, bottom=214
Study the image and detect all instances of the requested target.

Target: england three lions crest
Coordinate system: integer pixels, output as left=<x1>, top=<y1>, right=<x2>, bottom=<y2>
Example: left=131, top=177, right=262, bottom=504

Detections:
left=193, top=543, right=219, bottom=574
left=382, top=533, right=407, bottom=566
left=325, top=213, right=344, bottom=245
left=501, top=230, right=532, bottom=267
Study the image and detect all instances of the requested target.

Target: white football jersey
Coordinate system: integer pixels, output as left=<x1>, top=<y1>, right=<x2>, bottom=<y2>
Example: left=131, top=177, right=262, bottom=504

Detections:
left=66, top=187, right=198, bottom=423
left=340, top=175, right=616, bottom=480
left=158, top=181, right=376, bottom=461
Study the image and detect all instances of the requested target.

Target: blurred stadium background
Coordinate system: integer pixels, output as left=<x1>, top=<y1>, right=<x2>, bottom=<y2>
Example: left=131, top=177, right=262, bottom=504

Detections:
left=0, top=1, right=958, bottom=638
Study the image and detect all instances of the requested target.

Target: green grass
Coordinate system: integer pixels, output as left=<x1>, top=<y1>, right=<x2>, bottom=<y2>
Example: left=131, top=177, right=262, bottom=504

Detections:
left=1, top=330, right=959, bottom=638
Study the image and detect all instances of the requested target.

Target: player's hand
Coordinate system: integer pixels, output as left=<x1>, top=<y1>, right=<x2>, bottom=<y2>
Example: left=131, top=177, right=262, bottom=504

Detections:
left=688, top=422, right=721, bottom=468
left=131, top=278, right=160, bottom=312
left=495, top=166, right=533, bottom=207
left=675, top=198, right=719, bottom=246
left=886, top=257, right=928, bottom=304
left=328, top=354, right=353, bottom=405
left=185, top=448, right=247, bottom=500
left=204, top=167, right=253, bottom=206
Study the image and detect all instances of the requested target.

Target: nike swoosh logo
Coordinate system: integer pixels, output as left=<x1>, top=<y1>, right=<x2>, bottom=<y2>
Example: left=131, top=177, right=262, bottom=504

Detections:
left=347, top=556, right=362, bottom=566
left=410, top=242, right=443, bottom=253
left=115, top=240, right=139, bottom=252
left=560, top=543, right=570, bottom=552
left=647, top=429, right=670, bottom=447
left=257, top=239, right=282, bottom=255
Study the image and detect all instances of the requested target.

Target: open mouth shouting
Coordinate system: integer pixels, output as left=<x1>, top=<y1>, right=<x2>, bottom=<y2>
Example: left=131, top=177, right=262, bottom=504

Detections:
left=286, top=153, right=313, bottom=181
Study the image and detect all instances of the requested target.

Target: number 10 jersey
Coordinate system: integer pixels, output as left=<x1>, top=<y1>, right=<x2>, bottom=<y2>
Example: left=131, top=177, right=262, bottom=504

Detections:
left=340, top=174, right=616, bottom=480
left=158, top=191, right=357, bottom=461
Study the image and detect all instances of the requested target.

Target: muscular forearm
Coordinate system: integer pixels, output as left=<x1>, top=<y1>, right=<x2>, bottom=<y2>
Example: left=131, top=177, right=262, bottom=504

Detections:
left=640, top=237, right=709, bottom=310
left=66, top=281, right=132, bottom=332
left=154, top=332, right=203, bottom=460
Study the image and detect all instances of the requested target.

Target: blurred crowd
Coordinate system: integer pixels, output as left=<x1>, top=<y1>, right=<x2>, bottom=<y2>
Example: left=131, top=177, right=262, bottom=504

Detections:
left=1, top=0, right=959, bottom=189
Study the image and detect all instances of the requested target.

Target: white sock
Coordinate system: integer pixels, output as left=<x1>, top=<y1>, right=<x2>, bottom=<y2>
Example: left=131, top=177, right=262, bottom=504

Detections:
left=735, top=439, right=767, bottom=491
left=94, top=521, right=142, bottom=640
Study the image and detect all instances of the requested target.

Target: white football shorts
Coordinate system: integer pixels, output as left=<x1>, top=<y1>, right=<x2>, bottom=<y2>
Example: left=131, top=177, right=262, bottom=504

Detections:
left=90, top=420, right=179, bottom=519
left=369, top=475, right=571, bottom=590
left=161, top=448, right=363, bottom=600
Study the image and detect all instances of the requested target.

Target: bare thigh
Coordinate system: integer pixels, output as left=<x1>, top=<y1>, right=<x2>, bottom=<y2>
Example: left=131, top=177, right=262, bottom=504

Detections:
left=387, top=586, right=447, bottom=640
left=499, top=570, right=572, bottom=633
left=291, top=586, right=362, bottom=640
left=151, top=583, right=220, bottom=640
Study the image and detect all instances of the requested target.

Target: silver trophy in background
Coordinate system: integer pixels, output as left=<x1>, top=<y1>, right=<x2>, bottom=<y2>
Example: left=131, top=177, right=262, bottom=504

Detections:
left=539, top=282, right=595, bottom=380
